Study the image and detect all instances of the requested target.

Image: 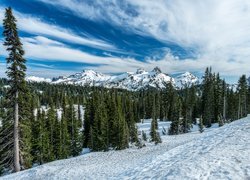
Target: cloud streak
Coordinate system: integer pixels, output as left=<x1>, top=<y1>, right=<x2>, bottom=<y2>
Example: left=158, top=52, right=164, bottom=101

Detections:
left=2, top=1, right=250, bottom=80
left=0, top=6, right=117, bottom=51
left=35, top=0, right=250, bottom=77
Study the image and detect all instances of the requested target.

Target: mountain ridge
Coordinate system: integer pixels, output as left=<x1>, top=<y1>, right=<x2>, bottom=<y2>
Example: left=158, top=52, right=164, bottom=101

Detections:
left=27, top=67, right=200, bottom=90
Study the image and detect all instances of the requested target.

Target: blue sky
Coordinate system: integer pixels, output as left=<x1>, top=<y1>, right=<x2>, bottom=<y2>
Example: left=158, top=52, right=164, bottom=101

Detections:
left=1, top=0, right=250, bottom=82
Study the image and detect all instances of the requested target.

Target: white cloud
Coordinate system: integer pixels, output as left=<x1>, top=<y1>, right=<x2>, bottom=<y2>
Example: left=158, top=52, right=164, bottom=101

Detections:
left=26, top=67, right=77, bottom=78
left=21, top=36, right=146, bottom=73
left=36, top=0, right=102, bottom=21
left=0, top=6, right=117, bottom=51
left=21, top=36, right=112, bottom=64
left=35, top=0, right=250, bottom=77
left=1, top=35, right=247, bottom=80
left=2, top=1, right=250, bottom=80
left=0, top=35, right=143, bottom=76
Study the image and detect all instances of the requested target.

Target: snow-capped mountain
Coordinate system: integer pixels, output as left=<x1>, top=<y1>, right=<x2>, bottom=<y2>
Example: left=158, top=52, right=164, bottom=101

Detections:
left=27, top=67, right=199, bottom=91
left=101, top=67, right=175, bottom=90
left=26, top=76, right=52, bottom=83
left=175, top=72, right=199, bottom=88
left=51, top=70, right=111, bottom=86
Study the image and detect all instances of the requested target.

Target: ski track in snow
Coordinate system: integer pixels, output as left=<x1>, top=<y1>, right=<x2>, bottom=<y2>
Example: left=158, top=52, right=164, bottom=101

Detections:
left=1, top=118, right=250, bottom=180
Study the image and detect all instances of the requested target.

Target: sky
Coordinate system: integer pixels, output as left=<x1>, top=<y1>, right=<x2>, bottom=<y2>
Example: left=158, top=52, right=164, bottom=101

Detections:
left=0, top=0, right=250, bottom=82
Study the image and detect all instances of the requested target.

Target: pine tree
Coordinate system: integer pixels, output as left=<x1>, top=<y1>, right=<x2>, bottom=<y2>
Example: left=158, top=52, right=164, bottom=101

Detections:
left=83, top=96, right=94, bottom=148
left=41, top=110, right=52, bottom=163
left=150, top=118, right=157, bottom=141
left=221, top=80, right=227, bottom=120
left=59, top=113, right=70, bottom=159
left=125, top=95, right=139, bottom=144
left=116, top=96, right=129, bottom=150
left=237, top=75, right=248, bottom=118
left=150, top=118, right=161, bottom=144
left=218, top=115, right=224, bottom=127
left=180, top=86, right=193, bottom=133
left=150, top=98, right=161, bottom=144
left=214, top=73, right=223, bottom=123
left=1, top=7, right=29, bottom=172
left=168, top=94, right=181, bottom=135
left=19, top=92, right=33, bottom=169
left=142, top=130, right=147, bottom=141
left=202, top=67, right=215, bottom=127
left=199, top=116, right=204, bottom=133
left=0, top=104, right=13, bottom=173
left=247, top=86, right=250, bottom=114
left=227, top=88, right=237, bottom=121
left=53, top=111, right=61, bottom=159
left=66, top=102, right=82, bottom=156
left=31, top=109, right=43, bottom=164
left=106, top=93, right=119, bottom=148
left=45, top=106, right=57, bottom=161
left=91, top=96, right=109, bottom=151
left=166, top=82, right=176, bottom=121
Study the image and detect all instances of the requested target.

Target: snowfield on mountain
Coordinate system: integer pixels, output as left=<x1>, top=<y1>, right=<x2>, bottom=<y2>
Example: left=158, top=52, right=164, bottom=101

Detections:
left=26, top=67, right=199, bottom=90
left=2, top=117, right=250, bottom=180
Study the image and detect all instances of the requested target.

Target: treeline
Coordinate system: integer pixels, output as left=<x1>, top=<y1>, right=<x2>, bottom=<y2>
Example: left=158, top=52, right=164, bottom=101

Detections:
left=0, top=83, right=145, bottom=174
left=84, top=89, right=140, bottom=151
left=1, top=67, right=249, bottom=174
left=168, top=67, right=249, bottom=135
left=31, top=100, right=83, bottom=165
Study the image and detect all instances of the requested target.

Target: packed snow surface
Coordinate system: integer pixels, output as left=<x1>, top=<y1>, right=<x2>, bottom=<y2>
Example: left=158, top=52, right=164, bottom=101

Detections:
left=2, top=117, right=250, bottom=180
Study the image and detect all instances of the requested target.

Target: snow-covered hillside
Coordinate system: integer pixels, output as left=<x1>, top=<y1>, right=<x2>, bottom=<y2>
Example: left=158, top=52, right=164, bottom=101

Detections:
left=27, top=67, right=199, bottom=90
left=2, top=117, right=250, bottom=180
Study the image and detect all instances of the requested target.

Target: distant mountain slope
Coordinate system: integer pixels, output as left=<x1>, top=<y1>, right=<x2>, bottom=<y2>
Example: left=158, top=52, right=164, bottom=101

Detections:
left=27, top=67, right=199, bottom=90
left=175, top=72, right=199, bottom=88
left=26, top=76, right=52, bottom=83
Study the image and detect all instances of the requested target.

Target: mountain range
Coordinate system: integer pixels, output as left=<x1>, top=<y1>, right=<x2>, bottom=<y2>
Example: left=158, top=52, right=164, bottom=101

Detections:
left=27, top=67, right=200, bottom=91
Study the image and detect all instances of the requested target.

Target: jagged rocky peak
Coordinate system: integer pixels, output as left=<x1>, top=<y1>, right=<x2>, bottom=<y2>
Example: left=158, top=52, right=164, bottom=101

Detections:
left=136, top=68, right=146, bottom=74
left=81, top=69, right=108, bottom=78
left=177, top=72, right=197, bottom=79
left=175, top=71, right=199, bottom=88
left=27, top=68, right=200, bottom=91
left=152, top=66, right=162, bottom=74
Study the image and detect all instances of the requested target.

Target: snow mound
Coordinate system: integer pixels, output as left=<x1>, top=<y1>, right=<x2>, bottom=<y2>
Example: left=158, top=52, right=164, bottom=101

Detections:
left=2, top=117, right=250, bottom=180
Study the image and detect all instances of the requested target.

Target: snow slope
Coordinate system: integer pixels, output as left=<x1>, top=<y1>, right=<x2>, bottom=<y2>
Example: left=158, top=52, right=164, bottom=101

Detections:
left=2, top=117, right=250, bottom=180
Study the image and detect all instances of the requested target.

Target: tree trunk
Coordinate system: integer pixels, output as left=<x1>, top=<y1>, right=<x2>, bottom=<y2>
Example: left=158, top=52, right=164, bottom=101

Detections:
left=238, top=95, right=241, bottom=119
left=14, top=91, right=20, bottom=172
left=223, top=94, right=226, bottom=119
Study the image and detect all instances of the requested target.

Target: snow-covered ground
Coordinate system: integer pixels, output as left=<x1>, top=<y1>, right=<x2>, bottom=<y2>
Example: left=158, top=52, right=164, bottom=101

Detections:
left=1, top=117, right=250, bottom=180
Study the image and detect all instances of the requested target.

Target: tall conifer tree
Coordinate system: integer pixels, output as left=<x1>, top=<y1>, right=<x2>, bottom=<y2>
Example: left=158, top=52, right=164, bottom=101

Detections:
left=1, top=7, right=29, bottom=172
